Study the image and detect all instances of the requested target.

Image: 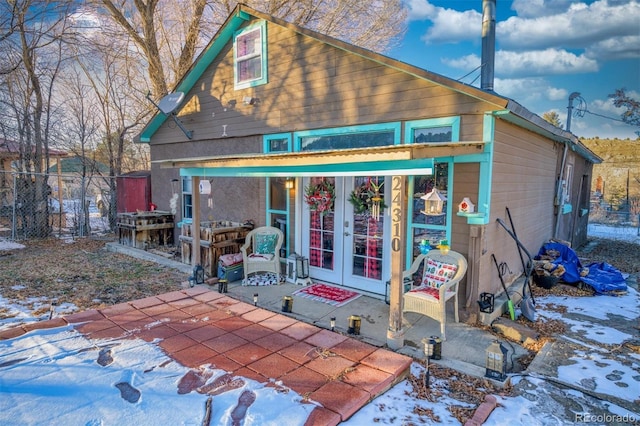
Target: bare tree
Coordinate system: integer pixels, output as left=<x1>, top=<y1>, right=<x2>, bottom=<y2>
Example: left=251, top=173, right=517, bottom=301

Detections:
left=68, top=25, right=151, bottom=229
left=0, top=0, right=75, bottom=238
left=93, top=0, right=407, bottom=98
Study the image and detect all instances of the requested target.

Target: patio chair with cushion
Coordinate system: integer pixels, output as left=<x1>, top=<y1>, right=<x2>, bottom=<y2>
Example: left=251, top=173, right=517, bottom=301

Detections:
left=402, top=250, right=468, bottom=340
left=240, top=226, right=284, bottom=281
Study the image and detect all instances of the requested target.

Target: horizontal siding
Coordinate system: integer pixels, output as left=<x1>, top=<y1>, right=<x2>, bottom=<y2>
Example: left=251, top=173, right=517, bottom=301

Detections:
left=481, top=119, right=559, bottom=295
left=151, top=19, right=494, bottom=147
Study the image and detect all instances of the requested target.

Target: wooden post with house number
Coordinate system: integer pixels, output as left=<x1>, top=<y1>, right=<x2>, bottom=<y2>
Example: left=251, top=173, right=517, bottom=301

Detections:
left=387, top=175, right=406, bottom=350
left=192, top=176, right=201, bottom=266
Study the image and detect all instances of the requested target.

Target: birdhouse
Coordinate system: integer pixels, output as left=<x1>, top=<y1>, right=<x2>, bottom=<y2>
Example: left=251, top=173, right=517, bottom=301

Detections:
left=420, top=188, right=446, bottom=216
left=458, top=197, right=475, bottom=213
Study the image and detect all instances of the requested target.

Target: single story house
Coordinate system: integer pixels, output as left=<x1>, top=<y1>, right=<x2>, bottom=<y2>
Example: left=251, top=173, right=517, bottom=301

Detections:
left=137, top=4, right=600, bottom=347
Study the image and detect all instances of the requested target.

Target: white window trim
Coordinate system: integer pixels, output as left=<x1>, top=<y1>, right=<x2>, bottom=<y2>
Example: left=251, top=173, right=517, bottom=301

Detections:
left=234, top=21, right=267, bottom=89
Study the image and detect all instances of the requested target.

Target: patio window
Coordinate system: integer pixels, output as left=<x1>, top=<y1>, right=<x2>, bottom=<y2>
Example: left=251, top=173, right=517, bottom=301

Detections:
left=234, top=21, right=267, bottom=89
left=404, top=117, right=459, bottom=263
left=264, top=133, right=292, bottom=256
left=182, top=177, right=193, bottom=220
left=296, top=123, right=400, bottom=151
left=264, top=133, right=291, bottom=153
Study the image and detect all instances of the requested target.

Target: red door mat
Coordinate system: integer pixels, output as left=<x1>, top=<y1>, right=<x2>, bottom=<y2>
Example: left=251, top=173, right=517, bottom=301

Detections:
left=292, top=283, right=361, bottom=307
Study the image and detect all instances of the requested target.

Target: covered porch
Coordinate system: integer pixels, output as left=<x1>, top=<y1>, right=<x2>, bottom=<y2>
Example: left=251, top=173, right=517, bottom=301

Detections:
left=155, top=141, right=485, bottom=349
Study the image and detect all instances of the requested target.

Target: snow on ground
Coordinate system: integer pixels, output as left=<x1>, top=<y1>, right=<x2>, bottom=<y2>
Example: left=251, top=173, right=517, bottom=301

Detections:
left=587, top=223, right=640, bottom=244
left=1, top=227, right=639, bottom=425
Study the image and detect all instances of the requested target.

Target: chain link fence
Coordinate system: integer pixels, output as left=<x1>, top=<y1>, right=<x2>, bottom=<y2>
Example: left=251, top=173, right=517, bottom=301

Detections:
left=589, top=192, right=640, bottom=238
left=0, top=171, right=114, bottom=241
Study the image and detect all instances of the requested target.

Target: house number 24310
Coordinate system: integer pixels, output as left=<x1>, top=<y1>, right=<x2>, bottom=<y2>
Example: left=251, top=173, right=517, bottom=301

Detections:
left=391, top=176, right=403, bottom=252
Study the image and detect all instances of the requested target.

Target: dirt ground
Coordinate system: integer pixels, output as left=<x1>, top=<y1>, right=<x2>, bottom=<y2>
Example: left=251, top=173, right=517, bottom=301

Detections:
left=1, top=235, right=638, bottom=324
left=1, top=235, right=638, bottom=425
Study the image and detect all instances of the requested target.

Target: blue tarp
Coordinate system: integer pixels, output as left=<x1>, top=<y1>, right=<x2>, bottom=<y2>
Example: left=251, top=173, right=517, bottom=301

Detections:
left=536, top=242, right=627, bottom=294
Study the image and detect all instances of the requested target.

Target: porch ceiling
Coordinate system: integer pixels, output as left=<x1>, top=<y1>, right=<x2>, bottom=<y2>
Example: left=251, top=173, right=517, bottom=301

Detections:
left=154, top=142, right=485, bottom=177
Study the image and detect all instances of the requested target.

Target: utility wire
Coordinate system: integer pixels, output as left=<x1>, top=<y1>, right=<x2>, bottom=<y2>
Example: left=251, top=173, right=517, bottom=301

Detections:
left=574, top=94, right=639, bottom=128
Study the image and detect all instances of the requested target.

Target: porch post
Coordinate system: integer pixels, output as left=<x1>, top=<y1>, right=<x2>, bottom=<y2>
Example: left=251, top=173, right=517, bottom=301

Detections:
left=387, top=175, right=406, bottom=350
left=192, top=176, right=201, bottom=267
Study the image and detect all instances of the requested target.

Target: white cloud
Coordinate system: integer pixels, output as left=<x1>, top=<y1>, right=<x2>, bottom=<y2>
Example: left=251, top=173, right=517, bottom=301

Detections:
left=406, top=0, right=481, bottom=44
left=511, top=0, right=585, bottom=18
left=586, top=35, right=640, bottom=60
left=497, top=49, right=599, bottom=76
left=498, top=0, right=640, bottom=52
left=546, top=87, right=568, bottom=101
left=443, top=49, right=598, bottom=78
left=405, top=0, right=438, bottom=20
left=493, top=77, right=569, bottom=105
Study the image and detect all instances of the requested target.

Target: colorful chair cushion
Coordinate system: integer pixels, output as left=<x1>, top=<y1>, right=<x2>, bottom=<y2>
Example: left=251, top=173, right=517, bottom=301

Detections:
left=255, top=233, right=278, bottom=254
left=423, top=258, right=458, bottom=288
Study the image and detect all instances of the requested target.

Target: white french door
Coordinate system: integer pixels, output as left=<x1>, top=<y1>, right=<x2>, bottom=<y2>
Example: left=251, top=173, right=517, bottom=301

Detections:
left=301, top=176, right=389, bottom=295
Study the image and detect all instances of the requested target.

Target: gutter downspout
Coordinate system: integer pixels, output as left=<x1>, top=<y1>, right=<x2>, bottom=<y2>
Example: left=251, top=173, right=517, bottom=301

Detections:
left=553, top=92, right=580, bottom=239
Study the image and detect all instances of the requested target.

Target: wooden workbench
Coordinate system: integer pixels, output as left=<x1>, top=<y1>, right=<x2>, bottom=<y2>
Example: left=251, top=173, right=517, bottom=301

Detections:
left=179, top=222, right=251, bottom=277
left=116, top=211, right=174, bottom=249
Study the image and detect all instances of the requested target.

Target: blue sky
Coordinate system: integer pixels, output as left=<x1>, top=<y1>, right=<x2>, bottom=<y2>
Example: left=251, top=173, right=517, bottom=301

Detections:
left=388, top=0, right=639, bottom=139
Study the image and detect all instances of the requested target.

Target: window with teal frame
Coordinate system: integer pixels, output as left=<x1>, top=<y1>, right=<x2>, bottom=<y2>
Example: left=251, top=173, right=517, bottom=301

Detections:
left=295, top=122, right=401, bottom=151
left=264, top=133, right=292, bottom=257
left=404, top=117, right=459, bottom=264
left=264, top=133, right=292, bottom=153
left=234, top=21, right=267, bottom=89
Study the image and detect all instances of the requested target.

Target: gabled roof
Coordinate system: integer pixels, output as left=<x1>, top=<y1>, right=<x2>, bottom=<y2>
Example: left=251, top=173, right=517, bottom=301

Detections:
left=137, top=4, right=600, bottom=164
left=0, top=138, right=68, bottom=158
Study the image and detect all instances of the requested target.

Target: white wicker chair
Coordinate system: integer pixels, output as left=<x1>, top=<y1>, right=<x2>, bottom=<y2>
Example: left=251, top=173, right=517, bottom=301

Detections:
left=240, top=226, right=284, bottom=280
left=402, top=250, right=467, bottom=340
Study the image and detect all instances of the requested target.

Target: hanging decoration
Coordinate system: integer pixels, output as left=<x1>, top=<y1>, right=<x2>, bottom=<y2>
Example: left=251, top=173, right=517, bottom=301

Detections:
left=348, top=179, right=387, bottom=221
left=304, top=179, right=335, bottom=215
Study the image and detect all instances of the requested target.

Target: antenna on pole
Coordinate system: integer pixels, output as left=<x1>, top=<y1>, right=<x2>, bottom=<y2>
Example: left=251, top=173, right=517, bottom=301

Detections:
left=566, top=92, right=581, bottom=133
left=147, top=92, right=193, bottom=139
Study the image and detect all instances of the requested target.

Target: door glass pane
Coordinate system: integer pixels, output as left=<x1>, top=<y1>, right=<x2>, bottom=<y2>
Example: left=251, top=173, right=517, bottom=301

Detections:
left=307, top=177, right=335, bottom=270
left=309, top=210, right=334, bottom=270
left=350, top=177, right=385, bottom=280
left=269, top=177, right=287, bottom=211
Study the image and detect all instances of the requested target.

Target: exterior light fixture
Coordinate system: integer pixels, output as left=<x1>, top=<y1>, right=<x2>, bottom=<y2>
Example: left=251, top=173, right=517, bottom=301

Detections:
left=282, top=296, right=293, bottom=313
left=348, top=315, right=361, bottom=335
left=420, top=188, right=446, bottom=216
left=285, top=178, right=295, bottom=189
left=193, top=264, right=205, bottom=285
left=421, top=337, right=436, bottom=388
left=485, top=340, right=508, bottom=381
left=243, top=96, right=258, bottom=105
left=295, top=255, right=311, bottom=286
left=330, top=317, right=336, bottom=331
left=253, top=293, right=259, bottom=306
left=218, top=279, right=228, bottom=294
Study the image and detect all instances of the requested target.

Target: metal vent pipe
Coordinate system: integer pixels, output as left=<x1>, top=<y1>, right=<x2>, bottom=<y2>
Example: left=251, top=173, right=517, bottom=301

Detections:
left=481, top=0, right=496, bottom=91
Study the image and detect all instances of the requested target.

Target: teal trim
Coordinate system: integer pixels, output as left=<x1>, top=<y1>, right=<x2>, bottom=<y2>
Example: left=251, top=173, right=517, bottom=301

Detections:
left=263, top=133, right=292, bottom=153
left=468, top=113, right=496, bottom=226
left=139, top=17, right=248, bottom=143
left=404, top=117, right=460, bottom=144
left=294, top=122, right=401, bottom=151
left=562, top=204, right=573, bottom=214
left=179, top=158, right=434, bottom=177
left=234, top=20, right=268, bottom=89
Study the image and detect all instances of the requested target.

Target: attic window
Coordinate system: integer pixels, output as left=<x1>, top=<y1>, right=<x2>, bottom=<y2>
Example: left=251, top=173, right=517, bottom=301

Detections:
left=234, top=21, right=267, bottom=89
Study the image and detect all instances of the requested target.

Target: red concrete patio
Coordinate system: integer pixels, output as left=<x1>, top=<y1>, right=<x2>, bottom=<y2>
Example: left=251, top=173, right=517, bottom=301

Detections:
left=0, top=285, right=412, bottom=425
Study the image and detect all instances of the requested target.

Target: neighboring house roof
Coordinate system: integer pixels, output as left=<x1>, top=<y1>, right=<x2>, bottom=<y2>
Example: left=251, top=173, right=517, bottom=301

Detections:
left=0, top=138, right=68, bottom=159
left=47, top=155, right=110, bottom=174
left=137, top=4, right=601, bottom=164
